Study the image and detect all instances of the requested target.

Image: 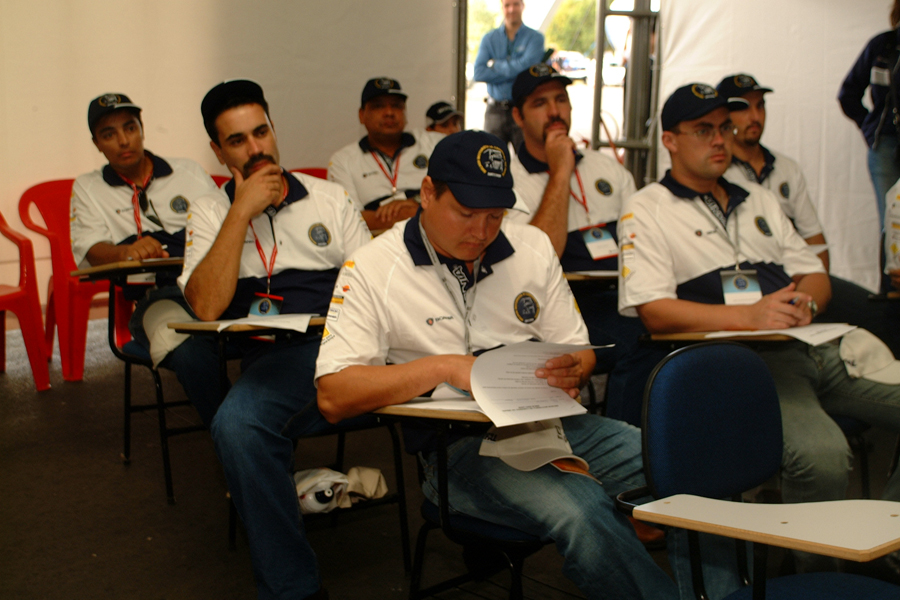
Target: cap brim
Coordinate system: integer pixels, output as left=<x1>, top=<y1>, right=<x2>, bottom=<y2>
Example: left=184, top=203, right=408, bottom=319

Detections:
left=434, top=111, right=463, bottom=124
left=446, top=180, right=516, bottom=209
left=499, top=449, right=589, bottom=472
left=859, top=362, right=900, bottom=385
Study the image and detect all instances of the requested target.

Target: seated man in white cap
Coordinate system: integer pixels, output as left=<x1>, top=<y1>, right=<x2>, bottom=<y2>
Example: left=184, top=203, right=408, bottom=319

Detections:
left=316, top=129, right=714, bottom=599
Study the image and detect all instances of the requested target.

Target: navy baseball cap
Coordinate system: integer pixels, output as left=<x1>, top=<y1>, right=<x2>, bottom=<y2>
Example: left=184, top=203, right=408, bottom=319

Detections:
left=426, top=101, right=462, bottom=126
left=201, top=80, right=267, bottom=141
left=427, top=130, right=516, bottom=209
left=512, top=63, right=572, bottom=106
left=716, top=74, right=773, bottom=109
left=88, top=93, right=141, bottom=134
left=361, top=77, right=407, bottom=107
left=661, top=83, right=746, bottom=131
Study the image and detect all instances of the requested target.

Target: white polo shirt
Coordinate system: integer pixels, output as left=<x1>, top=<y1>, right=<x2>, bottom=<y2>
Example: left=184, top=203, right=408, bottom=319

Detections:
left=617, top=173, right=825, bottom=317
left=315, top=217, right=588, bottom=378
left=178, top=170, right=371, bottom=320
left=507, top=146, right=637, bottom=272
left=725, top=146, right=823, bottom=239
left=327, top=129, right=444, bottom=212
left=70, top=152, right=217, bottom=265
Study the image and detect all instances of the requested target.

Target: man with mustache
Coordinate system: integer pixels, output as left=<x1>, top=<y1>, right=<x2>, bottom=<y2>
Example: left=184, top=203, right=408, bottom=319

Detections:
left=718, top=73, right=900, bottom=358
left=179, top=80, right=371, bottom=600
left=618, top=83, right=900, bottom=584
left=328, top=77, right=444, bottom=231
left=505, top=64, right=654, bottom=428
left=71, top=92, right=220, bottom=405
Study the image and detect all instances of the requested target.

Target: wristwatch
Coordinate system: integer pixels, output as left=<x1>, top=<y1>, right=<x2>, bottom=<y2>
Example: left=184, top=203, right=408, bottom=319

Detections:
left=807, top=299, right=818, bottom=318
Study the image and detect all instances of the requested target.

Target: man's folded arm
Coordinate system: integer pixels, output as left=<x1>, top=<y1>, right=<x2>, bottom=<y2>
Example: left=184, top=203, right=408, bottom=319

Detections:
left=317, top=355, right=476, bottom=424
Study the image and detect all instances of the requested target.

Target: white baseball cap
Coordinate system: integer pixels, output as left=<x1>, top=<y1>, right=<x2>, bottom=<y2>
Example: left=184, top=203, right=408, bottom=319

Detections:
left=840, top=328, right=900, bottom=385
left=479, top=418, right=589, bottom=472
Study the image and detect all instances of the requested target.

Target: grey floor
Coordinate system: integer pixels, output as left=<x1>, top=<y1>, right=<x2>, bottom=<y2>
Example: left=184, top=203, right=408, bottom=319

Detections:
left=0, top=319, right=894, bottom=599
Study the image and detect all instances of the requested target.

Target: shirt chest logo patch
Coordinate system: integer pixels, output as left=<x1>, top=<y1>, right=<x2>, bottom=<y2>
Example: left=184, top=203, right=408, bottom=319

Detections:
left=308, top=223, right=331, bottom=247
left=514, top=292, right=540, bottom=324
left=170, top=195, right=190, bottom=213
left=595, top=179, right=613, bottom=195
left=413, top=154, right=428, bottom=169
left=755, top=216, right=772, bottom=236
left=779, top=182, right=790, bottom=198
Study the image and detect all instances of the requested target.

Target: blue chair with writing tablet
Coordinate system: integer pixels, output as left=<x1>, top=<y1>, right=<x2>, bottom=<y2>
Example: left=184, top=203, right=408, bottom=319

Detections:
left=616, top=341, right=900, bottom=600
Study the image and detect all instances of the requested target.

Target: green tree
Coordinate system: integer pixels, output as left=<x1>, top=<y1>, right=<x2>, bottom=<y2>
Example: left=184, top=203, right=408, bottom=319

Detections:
left=545, top=0, right=596, bottom=58
left=467, top=0, right=501, bottom=63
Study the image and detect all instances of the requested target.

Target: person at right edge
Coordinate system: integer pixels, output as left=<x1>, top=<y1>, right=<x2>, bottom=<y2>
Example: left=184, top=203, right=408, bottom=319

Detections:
left=839, top=0, right=900, bottom=292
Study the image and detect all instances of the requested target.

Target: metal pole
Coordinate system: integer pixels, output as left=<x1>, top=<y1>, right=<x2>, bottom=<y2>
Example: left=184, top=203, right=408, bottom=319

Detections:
left=454, top=0, right=469, bottom=117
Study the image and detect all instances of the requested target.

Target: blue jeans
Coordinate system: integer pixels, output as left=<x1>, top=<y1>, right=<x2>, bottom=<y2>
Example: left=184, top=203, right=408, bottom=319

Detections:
left=210, top=335, right=372, bottom=600
left=760, top=342, right=900, bottom=571
left=419, top=414, right=717, bottom=600
left=869, top=134, right=900, bottom=233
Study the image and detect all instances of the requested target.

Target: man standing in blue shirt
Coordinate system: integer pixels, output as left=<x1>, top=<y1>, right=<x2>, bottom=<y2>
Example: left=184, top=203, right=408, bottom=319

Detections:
left=474, top=0, right=545, bottom=148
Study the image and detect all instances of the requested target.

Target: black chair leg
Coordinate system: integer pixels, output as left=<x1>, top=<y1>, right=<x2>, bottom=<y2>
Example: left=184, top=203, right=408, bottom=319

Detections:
left=387, top=422, right=412, bottom=572
left=408, top=522, right=436, bottom=600
left=151, top=369, right=176, bottom=505
left=122, top=362, right=132, bottom=464
left=228, top=495, right=238, bottom=551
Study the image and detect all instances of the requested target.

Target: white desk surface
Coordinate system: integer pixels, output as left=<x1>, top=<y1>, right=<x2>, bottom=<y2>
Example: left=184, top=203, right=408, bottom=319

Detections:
left=374, top=404, right=491, bottom=423
left=167, top=316, right=326, bottom=333
left=634, top=495, right=900, bottom=562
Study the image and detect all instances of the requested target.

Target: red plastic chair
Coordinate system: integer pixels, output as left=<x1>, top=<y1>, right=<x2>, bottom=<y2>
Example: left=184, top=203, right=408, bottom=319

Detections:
left=0, top=210, right=50, bottom=391
left=291, top=167, right=328, bottom=180
left=18, top=179, right=131, bottom=381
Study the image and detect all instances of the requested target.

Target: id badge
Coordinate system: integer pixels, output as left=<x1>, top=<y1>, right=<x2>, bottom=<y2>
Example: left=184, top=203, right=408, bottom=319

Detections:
left=872, top=66, right=890, bottom=86
left=581, top=225, right=617, bottom=260
left=721, top=270, right=762, bottom=305
left=249, top=292, right=283, bottom=317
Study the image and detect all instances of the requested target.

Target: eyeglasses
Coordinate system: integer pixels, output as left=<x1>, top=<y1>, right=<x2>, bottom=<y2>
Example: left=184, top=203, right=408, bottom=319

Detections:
left=674, top=122, right=734, bottom=144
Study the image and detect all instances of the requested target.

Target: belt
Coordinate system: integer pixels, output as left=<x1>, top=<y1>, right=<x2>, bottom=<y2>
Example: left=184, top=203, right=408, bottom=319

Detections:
left=486, top=98, right=512, bottom=110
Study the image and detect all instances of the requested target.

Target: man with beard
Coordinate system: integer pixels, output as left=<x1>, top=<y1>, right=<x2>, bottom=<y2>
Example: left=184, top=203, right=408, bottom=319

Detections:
left=71, top=92, right=220, bottom=410
left=504, top=64, right=654, bottom=428
left=718, top=73, right=900, bottom=357
left=619, top=83, right=900, bottom=584
left=179, top=80, right=371, bottom=600
left=328, top=77, right=444, bottom=231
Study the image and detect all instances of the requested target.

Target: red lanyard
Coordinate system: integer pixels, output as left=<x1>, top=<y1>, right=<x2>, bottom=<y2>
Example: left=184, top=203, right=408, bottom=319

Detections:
left=249, top=220, right=277, bottom=295
left=569, top=167, right=589, bottom=215
left=119, top=170, right=153, bottom=238
left=370, top=149, right=402, bottom=194
left=248, top=179, right=289, bottom=294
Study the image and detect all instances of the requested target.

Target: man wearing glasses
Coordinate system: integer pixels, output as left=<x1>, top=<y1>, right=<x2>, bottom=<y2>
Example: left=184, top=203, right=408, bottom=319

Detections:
left=618, top=83, right=900, bottom=583
left=71, top=92, right=220, bottom=418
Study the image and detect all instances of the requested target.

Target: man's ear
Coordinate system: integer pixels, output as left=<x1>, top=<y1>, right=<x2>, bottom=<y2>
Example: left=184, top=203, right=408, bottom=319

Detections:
left=358, top=107, right=366, bottom=125
left=210, top=140, right=226, bottom=166
left=420, top=176, right=435, bottom=209
left=511, top=106, right=524, bottom=128
left=661, top=130, right=677, bottom=154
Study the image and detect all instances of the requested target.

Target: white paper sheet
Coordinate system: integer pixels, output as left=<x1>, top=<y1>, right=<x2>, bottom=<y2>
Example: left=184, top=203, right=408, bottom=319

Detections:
left=704, top=323, right=856, bottom=346
left=469, top=342, right=591, bottom=427
left=213, top=313, right=315, bottom=333
left=567, top=270, right=618, bottom=278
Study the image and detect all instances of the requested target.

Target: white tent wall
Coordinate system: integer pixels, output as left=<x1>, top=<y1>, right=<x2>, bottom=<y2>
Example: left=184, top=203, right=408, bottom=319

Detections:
left=0, top=0, right=454, bottom=303
left=660, top=0, right=888, bottom=291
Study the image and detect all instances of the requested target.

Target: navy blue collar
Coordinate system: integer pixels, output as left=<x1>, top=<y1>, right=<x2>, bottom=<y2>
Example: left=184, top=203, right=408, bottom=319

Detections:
left=403, top=212, right=515, bottom=275
left=358, top=132, right=416, bottom=159
left=102, top=150, right=172, bottom=187
left=731, top=144, right=776, bottom=184
left=660, top=170, right=750, bottom=219
left=516, top=143, right=583, bottom=174
left=224, top=168, right=309, bottom=211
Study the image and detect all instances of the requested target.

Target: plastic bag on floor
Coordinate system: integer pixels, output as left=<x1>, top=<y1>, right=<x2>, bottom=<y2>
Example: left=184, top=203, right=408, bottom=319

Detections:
left=294, top=466, right=388, bottom=513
